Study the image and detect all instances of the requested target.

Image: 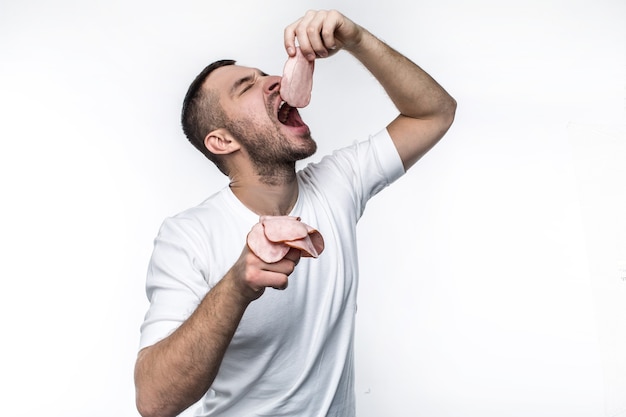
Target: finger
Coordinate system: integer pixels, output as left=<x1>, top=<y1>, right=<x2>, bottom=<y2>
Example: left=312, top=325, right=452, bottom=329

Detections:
left=284, top=10, right=317, bottom=57
left=261, top=270, right=289, bottom=291
left=270, top=276, right=289, bottom=291
left=235, top=247, right=292, bottom=294
left=283, top=17, right=302, bottom=56
left=283, top=247, right=302, bottom=266
left=263, top=255, right=297, bottom=276
left=242, top=260, right=290, bottom=291
left=320, top=10, right=342, bottom=51
left=303, top=11, right=332, bottom=59
left=291, top=11, right=318, bottom=61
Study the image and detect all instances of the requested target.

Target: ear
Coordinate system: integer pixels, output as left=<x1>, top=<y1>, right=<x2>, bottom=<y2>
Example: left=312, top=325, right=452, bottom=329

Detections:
left=204, top=128, right=240, bottom=155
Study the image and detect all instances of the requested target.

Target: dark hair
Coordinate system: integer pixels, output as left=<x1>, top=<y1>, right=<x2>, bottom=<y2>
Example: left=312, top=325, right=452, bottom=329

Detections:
left=181, top=59, right=236, bottom=174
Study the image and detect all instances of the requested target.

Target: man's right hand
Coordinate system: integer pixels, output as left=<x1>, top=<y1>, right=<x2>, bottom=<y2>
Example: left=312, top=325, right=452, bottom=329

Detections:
left=227, top=245, right=302, bottom=302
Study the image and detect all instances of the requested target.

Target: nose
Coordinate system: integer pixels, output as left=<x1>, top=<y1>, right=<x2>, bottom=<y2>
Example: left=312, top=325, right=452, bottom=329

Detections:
left=263, top=75, right=281, bottom=94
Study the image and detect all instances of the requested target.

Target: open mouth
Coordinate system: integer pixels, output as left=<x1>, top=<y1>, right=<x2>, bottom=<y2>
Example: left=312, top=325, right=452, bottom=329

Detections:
left=277, top=100, right=305, bottom=127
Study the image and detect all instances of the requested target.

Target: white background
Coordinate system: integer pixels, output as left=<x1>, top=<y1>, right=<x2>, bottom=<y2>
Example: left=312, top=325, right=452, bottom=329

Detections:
left=1, top=0, right=624, bottom=416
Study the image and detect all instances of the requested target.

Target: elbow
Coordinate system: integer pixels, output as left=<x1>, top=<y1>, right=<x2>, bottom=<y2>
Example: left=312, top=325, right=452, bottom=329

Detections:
left=136, top=388, right=200, bottom=417
left=134, top=352, right=172, bottom=417
left=443, top=96, right=457, bottom=130
left=136, top=405, right=175, bottom=417
left=135, top=391, right=161, bottom=417
left=432, top=97, right=457, bottom=147
left=134, top=348, right=204, bottom=417
left=135, top=378, right=163, bottom=417
left=135, top=384, right=177, bottom=417
left=135, top=399, right=159, bottom=417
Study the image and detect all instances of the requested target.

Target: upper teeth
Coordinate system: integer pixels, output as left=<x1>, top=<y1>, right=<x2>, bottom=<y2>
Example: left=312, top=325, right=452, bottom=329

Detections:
left=278, top=101, right=290, bottom=123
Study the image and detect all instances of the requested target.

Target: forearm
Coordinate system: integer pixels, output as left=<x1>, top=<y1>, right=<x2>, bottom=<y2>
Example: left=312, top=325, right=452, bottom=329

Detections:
left=134, top=276, right=250, bottom=417
left=342, top=25, right=456, bottom=169
left=134, top=242, right=295, bottom=417
left=346, top=28, right=455, bottom=121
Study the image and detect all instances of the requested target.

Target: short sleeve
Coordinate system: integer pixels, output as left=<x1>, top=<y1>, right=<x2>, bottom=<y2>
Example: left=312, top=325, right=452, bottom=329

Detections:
left=138, top=216, right=211, bottom=350
left=370, top=128, right=405, bottom=184
left=299, top=128, right=405, bottom=220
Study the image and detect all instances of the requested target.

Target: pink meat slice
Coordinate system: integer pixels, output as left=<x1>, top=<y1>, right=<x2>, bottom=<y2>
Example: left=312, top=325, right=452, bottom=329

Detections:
left=247, top=222, right=290, bottom=263
left=262, top=215, right=309, bottom=241
left=280, top=47, right=314, bottom=108
left=246, top=215, right=325, bottom=263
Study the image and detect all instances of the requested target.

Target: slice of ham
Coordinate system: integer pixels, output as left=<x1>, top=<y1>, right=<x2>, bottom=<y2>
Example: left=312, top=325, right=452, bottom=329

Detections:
left=247, top=215, right=325, bottom=263
left=280, top=47, right=314, bottom=108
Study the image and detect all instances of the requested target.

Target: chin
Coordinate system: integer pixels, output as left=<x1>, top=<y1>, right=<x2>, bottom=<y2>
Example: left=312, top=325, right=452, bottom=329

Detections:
left=297, top=135, right=317, bottom=158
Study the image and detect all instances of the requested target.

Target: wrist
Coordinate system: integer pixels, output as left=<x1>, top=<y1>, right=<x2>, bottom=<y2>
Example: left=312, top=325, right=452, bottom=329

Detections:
left=344, top=27, right=374, bottom=56
left=222, top=269, right=264, bottom=304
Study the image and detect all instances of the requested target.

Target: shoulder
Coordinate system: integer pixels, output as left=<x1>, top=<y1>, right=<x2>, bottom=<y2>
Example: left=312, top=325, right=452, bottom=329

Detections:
left=156, top=187, right=233, bottom=244
left=299, top=129, right=404, bottom=184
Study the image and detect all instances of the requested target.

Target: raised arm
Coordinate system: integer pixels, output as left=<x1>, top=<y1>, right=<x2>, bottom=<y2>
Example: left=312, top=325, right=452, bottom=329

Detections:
left=284, top=10, right=456, bottom=171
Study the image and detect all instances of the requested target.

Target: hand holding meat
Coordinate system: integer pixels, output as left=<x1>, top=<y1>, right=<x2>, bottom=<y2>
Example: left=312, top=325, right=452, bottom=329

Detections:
left=227, top=216, right=324, bottom=301
left=283, top=9, right=363, bottom=61
left=280, top=10, right=362, bottom=108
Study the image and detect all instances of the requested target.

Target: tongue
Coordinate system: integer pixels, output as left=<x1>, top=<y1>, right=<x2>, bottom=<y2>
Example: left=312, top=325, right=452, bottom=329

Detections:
left=280, top=47, right=314, bottom=108
left=283, top=106, right=304, bottom=127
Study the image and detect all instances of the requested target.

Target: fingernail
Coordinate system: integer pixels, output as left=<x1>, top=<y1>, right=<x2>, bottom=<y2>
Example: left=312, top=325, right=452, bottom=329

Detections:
left=287, top=47, right=295, bottom=55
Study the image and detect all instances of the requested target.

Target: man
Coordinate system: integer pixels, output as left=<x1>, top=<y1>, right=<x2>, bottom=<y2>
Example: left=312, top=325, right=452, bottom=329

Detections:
left=135, top=9, right=456, bottom=417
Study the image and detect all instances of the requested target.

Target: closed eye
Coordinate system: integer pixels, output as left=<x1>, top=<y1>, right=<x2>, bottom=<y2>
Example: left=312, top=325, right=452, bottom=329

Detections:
left=231, top=69, right=268, bottom=97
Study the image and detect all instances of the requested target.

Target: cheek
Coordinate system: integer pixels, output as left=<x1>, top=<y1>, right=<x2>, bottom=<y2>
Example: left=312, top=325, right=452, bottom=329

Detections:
left=226, top=96, right=265, bottom=116
left=238, top=101, right=276, bottom=124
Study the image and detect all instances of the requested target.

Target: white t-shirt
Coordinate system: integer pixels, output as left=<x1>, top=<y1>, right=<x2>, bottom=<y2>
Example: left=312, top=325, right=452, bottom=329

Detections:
left=139, top=129, right=405, bottom=416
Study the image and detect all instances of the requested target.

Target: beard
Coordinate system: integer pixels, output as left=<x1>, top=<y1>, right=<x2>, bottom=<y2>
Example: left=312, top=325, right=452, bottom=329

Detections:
left=226, top=112, right=317, bottom=182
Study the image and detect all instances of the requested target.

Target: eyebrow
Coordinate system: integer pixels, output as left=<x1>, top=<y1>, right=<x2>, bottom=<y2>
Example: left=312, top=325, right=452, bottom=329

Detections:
left=229, top=69, right=268, bottom=97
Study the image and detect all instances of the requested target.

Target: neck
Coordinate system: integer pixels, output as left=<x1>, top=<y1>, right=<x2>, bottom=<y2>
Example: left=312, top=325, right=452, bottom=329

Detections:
left=229, top=173, right=299, bottom=216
